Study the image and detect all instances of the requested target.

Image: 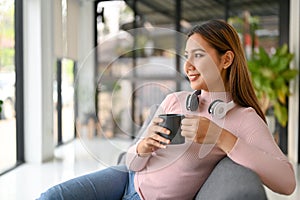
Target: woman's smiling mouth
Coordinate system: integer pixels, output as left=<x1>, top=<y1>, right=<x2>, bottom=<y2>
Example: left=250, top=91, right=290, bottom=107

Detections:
left=188, top=74, right=200, bottom=82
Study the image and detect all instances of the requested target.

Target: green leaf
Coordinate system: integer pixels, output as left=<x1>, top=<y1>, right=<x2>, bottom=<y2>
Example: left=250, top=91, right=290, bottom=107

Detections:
left=248, top=44, right=298, bottom=127
left=281, top=69, right=298, bottom=80
left=258, top=47, right=270, bottom=65
left=274, top=103, right=288, bottom=127
left=273, top=77, right=285, bottom=89
left=276, top=57, right=291, bottom=72
left=277, top=86, right=288, bottom=104
left=276, top=44, right=287, bottom=56
left=269, top=56, right=280, bottom=68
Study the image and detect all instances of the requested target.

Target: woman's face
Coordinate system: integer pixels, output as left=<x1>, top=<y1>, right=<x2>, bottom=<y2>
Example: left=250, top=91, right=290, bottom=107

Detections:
left=184, top=33, right=227, bottom=92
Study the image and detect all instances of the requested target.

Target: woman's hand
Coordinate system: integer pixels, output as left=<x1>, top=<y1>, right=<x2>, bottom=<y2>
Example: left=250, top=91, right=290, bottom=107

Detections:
left=181, top=115, right=220, bottom=144
left=181, top=115, right=237, bottom=153
left=137, top=117, right=171, bottom=156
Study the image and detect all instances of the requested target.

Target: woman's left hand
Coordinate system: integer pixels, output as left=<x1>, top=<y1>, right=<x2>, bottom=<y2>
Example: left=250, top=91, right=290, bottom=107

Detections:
left=181, top=115, right=223, bottom=144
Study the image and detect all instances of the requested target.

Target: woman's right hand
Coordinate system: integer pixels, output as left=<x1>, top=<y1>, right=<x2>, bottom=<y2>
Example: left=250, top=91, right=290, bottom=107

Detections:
left=137, top=117, right=171, bottom=156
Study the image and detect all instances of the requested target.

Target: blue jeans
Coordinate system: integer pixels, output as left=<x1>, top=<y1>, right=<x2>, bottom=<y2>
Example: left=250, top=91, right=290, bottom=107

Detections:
left=38, top=165, right=141, bottom=200
left=122, top=171, right=141, bottom=200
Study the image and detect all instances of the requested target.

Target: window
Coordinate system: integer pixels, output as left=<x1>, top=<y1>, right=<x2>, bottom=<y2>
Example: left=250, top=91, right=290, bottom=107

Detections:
left=0, top=0, right=18, bottom=174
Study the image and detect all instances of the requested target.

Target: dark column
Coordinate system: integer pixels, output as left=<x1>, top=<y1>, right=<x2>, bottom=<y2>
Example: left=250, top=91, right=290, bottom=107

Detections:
left=131, top=0, right=137, bottom=139
left=94, top=0, right=100, bottom=121
left=15, top=0, right=25, bottom=164
left=56, top=59, right=63, bottom=145
left=74, top=61, right=78, bottom=138
left=224, top=0, right=230, bottom=21
left=175, top=0, right=182, bottom=91
left=278, top=0, right=290, bottom=154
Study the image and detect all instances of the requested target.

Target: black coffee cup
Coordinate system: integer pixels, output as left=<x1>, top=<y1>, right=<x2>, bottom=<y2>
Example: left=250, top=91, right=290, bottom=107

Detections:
left=157, top=114, right=185, bottom=144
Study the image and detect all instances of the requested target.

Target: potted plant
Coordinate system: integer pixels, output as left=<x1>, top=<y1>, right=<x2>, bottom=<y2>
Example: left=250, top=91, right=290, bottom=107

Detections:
left=247, top=44, right=298, bottom=127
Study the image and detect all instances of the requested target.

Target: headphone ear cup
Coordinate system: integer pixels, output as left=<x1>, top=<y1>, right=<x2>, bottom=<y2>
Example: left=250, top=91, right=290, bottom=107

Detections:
left=208, top=100, right=235, bottom=119
left=190, top=94, right=200, bottom=111
left=186, top=94, right=192, bottom=111
left=208, top=100, right=226, bottom=119
left=186, top=90, right=201, bottom=111
left=208, top=100, right=222, bottom=114
left=186, top=93, right=199, bottom=111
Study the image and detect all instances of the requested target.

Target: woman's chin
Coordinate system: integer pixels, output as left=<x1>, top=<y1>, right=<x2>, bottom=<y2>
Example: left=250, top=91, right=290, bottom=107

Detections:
left=190, top=83, right=206, bottom=91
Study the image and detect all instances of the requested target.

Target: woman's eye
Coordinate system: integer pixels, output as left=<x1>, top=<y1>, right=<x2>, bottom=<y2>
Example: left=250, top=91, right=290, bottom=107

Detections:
left=183, top=52, right=204, bottom=59
left=195, top=53, right=204, bottom=58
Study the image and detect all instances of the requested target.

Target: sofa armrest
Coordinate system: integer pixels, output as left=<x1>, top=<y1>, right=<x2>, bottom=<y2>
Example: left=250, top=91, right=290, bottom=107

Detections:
left=195, top=157, right=267, bottom=200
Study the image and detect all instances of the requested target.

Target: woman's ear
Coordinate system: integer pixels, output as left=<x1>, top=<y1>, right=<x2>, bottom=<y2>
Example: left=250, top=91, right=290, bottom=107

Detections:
left=222, top=51, right=234, bottom=69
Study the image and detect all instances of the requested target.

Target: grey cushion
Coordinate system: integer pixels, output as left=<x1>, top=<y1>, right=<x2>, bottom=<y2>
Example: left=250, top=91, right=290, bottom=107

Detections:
left=195, top=157, right=267, bottom=200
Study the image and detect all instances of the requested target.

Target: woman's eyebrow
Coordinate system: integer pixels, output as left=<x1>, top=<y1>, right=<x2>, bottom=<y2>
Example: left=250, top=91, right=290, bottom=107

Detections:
left=184, top=48, right=206, bottom=53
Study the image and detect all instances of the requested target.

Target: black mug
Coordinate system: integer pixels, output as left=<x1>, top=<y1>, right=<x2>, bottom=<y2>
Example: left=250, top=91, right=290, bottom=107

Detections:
left=157, top=114, right=185, bottom=144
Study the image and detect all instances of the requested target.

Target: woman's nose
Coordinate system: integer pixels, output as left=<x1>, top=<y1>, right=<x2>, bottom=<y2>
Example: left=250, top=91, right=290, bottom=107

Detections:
left=185, top=60, right=195, bottom=70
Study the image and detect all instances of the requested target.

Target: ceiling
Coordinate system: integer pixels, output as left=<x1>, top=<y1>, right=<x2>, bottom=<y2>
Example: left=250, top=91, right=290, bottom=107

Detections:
left=124, top=0, right=279, bottom=28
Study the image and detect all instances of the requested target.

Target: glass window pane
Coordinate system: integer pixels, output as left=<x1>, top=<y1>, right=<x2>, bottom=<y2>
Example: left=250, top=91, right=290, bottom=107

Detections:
left=61, top=59, right=75, bottom=143
left=96, top=1, right=189, bottom=139
left=53, top=58, right=75, bottom=145
left=0, top=0, right=16, bottom=173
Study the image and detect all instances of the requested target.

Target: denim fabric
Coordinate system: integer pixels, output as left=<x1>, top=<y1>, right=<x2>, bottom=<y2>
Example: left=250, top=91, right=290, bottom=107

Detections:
left=38, top=165, right=129, bottom=200
left=122, top=171, right=141, bottom=200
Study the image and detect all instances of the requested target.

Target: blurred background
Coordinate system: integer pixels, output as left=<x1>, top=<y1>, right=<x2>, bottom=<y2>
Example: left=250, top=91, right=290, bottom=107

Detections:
left=0, top=0, right=299, bottom=199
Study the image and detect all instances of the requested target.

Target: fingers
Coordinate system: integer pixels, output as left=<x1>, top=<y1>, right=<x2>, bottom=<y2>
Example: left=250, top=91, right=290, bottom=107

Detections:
left=181, top=115, right=199, bottom=126
left=181, top=115, right=203, bottom=142
left=149, top=117, right=170, bottom=138
left=138, top=133, right=170, bottom=155
left=181, top=117, right=199, bottom=135
left=144, top=136, right=168, bottom=149
left=181, top=124, right=197, bottom=132
left=150, top=132, right=170, bottom=145
left=181, top=130, right=195, bottom=141
left=138, top=117, right=172, bottom=154
left=152, top=116, right=164, bottom=124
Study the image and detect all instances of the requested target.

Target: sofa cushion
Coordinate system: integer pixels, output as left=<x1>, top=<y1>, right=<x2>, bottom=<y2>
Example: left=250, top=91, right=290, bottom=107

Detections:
left=195, top=157, right=267, bottom=200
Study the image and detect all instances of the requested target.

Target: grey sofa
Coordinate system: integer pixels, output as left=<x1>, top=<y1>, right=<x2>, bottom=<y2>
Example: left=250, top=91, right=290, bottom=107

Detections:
left=119, top=105, right=267, bottom=200
left=195, top=157, right=267, bottom=199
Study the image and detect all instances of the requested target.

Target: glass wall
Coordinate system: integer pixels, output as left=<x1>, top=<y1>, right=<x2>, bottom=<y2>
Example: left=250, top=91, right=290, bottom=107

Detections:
left=96, top=1, right=189, bottom=140
left=95, top=0, right=285, bottom=146
left=0, top=0, right=16, bottom=173
left=53, top=58, right=75, bottom=145
left=52, top=0, right=78, bottom=146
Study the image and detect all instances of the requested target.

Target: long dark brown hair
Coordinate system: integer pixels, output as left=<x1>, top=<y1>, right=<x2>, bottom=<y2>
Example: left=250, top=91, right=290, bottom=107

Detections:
left=188, top=19, right=266, bottom=123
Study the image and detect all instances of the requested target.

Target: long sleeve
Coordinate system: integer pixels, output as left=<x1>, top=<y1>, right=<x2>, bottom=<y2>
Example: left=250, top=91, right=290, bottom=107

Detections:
left=125, top=92, right=188, bottom=172
left=126, top=143, right=152, bottom=171
left=227, top=107, right=296, bottom=195
left=125, top=101, right=166, bottom=172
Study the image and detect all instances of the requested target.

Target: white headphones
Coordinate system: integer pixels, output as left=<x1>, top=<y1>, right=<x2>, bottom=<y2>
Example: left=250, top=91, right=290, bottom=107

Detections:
left=208, top=99, right=236, bottom=119
left=186, top=90, right=236, bottom=119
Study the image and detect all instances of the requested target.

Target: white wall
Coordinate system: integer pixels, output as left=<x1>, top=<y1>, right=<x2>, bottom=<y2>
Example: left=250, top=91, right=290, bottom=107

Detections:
left=76, top=0, right=96, bottom=122
left=288, top=0, right=300, bottom=164
left=54, top=0, right=79, bottom=60
left=23, top=0, right=54, bottom=163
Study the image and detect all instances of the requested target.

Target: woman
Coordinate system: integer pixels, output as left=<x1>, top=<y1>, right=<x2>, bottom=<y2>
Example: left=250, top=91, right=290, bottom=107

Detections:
left=39, top=19, right=296, bottom=200
left=126, top=19, right=295, bottom=199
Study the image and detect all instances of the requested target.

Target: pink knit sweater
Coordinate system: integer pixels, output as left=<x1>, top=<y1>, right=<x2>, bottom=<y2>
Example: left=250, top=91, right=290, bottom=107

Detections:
left=126, top=91, right=296, bottom=199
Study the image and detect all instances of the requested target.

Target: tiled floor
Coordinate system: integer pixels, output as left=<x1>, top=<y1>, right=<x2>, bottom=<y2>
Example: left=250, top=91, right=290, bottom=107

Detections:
left=0, top=137, right=299, bottom=200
